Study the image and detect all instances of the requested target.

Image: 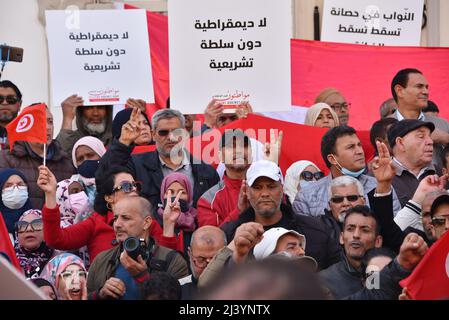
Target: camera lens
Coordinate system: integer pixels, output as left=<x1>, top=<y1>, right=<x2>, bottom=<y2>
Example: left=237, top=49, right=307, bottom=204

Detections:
left=124, top=237, right=141, bottom=260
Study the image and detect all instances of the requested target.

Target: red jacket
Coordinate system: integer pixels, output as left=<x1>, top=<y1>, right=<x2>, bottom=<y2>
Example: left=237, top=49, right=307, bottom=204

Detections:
left=42, top=205, right=181, bottom=262
left=197, top=174, right=242, bottom=227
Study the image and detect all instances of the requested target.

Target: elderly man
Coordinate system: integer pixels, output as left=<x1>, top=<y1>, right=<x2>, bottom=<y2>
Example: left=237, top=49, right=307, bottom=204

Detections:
left=179, top=225, right=227, bottom=299
left=56, top=94, right=113, bottom=156
left=220, top=160, right=342, bottom=270
left=0, top=80, right=22, bottom=150
left=379, top=98, right=397, bottom=119
left=390, top=68, right=449, bottom=172
left=87, top=196, right=188, bottom=300
left=315, top=88, right=350, bottom=126
left=96, top=108, right=219, bottom=208
left=293, top=125, right=401, bottom=217
left=0, top=104, right=74, bottom=208
left=388, top=119, right=436, bottom=206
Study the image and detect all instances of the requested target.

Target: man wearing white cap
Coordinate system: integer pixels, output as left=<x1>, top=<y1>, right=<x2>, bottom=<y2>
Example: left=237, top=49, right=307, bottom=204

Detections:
left=220, top=160, right=342, bottom=270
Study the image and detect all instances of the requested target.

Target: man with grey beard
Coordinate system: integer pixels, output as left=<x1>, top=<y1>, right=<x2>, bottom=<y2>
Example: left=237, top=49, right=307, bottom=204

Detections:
left=220, top=160, right=342, bottom=270
left=56, top=94, right=113, bottom=157
left=96, top=108, right=219, bottom=209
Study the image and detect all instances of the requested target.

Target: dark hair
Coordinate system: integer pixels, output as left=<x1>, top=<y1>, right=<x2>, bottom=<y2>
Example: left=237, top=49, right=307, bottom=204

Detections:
left=391, top=68, right=423, bottom=103
left=442, top=146, right=449, bottom=169
left=369, top=118, right=398, bottom=150
left=343, top=205, right=381, bottom=236
left=143, top=271, right=181, bottom=300
left=94, top=165, right=135, bottom=215
left=362, top=247, right=396, bottom=269
left=321, top=125, right=357, bottom=168
left=0, top=80, right=22, bottom=101
left=423, top=100, right=439, bottom=113
left=112, top=108, right=151, bottom=139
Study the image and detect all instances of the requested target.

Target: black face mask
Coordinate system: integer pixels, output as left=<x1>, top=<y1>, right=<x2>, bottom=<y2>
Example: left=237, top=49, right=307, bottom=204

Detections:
left=77, top=160, right=99, bottom=178
left=163, top=197, right=189, bottom=212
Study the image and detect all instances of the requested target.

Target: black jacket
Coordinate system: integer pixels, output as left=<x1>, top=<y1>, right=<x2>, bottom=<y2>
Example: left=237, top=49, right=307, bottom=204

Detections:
left=97, top=138, right=220, bottom=208
left=220, top=203, right=343, bottom=271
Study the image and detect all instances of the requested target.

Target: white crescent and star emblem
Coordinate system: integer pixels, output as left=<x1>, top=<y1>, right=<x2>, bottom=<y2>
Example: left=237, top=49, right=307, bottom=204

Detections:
left=16, top=114, right=34, bottom=133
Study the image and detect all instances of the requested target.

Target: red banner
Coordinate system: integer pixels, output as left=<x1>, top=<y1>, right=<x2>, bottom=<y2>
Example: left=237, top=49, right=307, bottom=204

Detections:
left=126, top=5, right=449, bottom=130
left=0, top=214, right=21, bottom=271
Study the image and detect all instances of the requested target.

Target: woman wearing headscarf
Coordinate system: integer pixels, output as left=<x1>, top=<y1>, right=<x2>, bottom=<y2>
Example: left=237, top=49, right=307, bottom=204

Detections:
left=14, top=209, right=56, bottom=279
left=156, top=172, right=198, bottom=256
left=304, top=103, right=339, bottom=129
left=284, top=161, right=324, bottom=205
left=0, top=168, right=33, bottom=237
left=41, top=252, right=88, bottom=300
left=71, top=136, right=106, bottom=214
left=112, top=107, right=153, bottom=145
left=56, top=177, right=91, bottom=228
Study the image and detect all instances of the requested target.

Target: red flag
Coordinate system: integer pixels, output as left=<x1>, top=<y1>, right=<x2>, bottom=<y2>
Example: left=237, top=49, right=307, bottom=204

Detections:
left=5, top=103, right=47, bottom=151
left=0, top=213, right=21, bottom=271
left=400, top=231, right=449, bottom=300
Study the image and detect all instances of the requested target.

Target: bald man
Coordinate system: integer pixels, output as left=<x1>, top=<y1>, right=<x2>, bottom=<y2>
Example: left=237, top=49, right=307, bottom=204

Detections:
left=179, top=226, right=227, bottom=299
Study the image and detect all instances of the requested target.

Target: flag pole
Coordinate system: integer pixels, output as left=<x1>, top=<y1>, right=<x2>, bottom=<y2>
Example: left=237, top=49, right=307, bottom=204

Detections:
left=43, top=143, right=46, bottom=167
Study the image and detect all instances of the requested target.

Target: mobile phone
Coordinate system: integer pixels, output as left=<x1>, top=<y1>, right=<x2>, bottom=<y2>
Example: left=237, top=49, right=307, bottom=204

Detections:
left=0, top=45, right=24, bottom=63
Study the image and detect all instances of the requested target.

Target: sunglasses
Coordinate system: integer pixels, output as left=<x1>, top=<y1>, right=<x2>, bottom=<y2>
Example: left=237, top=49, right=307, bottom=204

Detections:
left=0, top=95, right=19, bottom=104
left=60, top=270, right=87, bottom=280
left=112, top=181, right=142, bottom=194
left=156, top=128, right=182, bottom=137
left=431, top=216, right=449, bottom=227
left=15, top=219, right=43, bottom=233
left=301, top=171, right=325, bottom=181
left=330, top=195, right=363, bottom=204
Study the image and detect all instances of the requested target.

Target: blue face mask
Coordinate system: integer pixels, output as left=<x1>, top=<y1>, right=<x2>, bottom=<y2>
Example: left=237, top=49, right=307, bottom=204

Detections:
left=332, top=155, right=365, bottom=178
left=299, top=180, right=316, bottom=189
left=77, top=160, right=100, bottom=179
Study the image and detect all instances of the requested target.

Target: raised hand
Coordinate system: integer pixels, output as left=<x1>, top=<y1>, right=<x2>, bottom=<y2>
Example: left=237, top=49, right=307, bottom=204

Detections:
left=162, top=190, right=183, bottom=237
left=232, top=222, right=265, bottom=263
left=412, top=174, right=447, bottom=205
left=204, top=99, right=224, bottom=128
left=372, top=141, right=396, bottom=193
left=118, top=107, right=142, bottom=146
left=37, top=165, right=57, bottom=194
left=237, top=179, right=250, bottom=212
left=397, top=233, right=428, bottom=270
left=263, top=129, right=283, bottom=164
left=236, top=102, right=253, bottom=119
left=126, top=98, right=147, bottom=113
left=61, top=94, right=84, bottom=129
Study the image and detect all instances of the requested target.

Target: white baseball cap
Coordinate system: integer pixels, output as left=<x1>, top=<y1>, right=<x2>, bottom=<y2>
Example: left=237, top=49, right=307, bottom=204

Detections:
left=253, top=227, right=306, bottom=260
left=246, top=160, right=284, bottom=187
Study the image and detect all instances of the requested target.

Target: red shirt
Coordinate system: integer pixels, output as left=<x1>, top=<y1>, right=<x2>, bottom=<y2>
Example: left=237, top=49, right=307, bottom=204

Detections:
left=42, top=205, right=181, bottom=262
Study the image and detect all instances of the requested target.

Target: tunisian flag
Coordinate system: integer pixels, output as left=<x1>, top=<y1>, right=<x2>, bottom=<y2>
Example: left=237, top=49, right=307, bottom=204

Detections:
left=5, top=103, right=47, bottom=151
left=400, top=231, right=449, bottom=300
left=0, top=214, right=21, bottom=271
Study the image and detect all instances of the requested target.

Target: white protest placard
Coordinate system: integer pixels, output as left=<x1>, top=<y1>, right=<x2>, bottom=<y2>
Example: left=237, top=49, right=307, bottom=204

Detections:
left=168, top=0, right=292, bottom=114
left=321, top=0, right=424, bottom=46
left=45, top=9, right=154, bottom=106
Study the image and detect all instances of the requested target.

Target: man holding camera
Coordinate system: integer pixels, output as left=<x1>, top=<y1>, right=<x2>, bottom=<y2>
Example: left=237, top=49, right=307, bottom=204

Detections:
left=0, top=80, right=22, bottom=150
left=87, top=195, right=188, bottom=300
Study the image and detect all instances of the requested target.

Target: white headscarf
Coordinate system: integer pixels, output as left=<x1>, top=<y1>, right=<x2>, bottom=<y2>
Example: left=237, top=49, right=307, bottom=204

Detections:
left=284, top=160, right=320, bottom=204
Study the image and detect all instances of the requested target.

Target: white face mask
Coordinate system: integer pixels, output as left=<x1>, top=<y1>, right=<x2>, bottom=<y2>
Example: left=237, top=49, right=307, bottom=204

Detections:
left=69, top=191, right=90, bottom=216
left=2, top=186, right=28, bottom=209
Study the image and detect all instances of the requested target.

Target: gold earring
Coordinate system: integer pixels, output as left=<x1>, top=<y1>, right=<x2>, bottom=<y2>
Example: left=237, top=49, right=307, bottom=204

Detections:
left=106, top=202, right=112, bottom=210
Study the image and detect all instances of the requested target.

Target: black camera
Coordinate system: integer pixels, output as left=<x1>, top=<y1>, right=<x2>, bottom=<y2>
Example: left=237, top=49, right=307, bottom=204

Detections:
left=123, top=237, right=148, bottom=261
left=0, top=45, right=23, bottom=63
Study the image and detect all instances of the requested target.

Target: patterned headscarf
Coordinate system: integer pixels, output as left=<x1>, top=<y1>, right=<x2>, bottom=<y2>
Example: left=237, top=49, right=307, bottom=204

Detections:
left=40, top=253, right=86, bottom=297
left=56, top=177, right=92, bottom=227
left=14, top=209, right=54, bottom=279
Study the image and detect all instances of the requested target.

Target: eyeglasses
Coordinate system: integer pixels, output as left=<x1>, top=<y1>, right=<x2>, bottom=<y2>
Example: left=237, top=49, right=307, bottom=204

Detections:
left=15, top=219, right=43, bottom=233
left=60, top=270, right=87, bottom=280
left=300, top=171, right=325, bottom=181
left=217, top=115, right=238, bottom=123
left=0, top=95, right=19, bottom=104
left=112, top=181, right=142, bottom=194
left=330, top=102, right=351, bottom=112
left=330, top=195, right=363, bottom=204
left=431, top=216, right=449, bottom=227
left=191, top=254, right=213, bottom=268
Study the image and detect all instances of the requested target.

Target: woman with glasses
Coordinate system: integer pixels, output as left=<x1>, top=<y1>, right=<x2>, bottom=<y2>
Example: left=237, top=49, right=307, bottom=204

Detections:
left=284, top=161, right=324, bottom=205
left=304, top=103, right=339, bottom=129
left=41, top=253, right=88, bottom=300
left=38, top=165, right=181, bottom=264
left=14, top=209, right=56, bottom=279
left=0, top=168, right=33, bottom=238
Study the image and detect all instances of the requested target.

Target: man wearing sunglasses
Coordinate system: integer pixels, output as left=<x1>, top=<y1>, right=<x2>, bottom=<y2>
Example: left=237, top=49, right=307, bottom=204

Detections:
left=97, top=108, right=219, bottom=209
left=293, top=125, right=402, bottom=217
left=0, top=80, right=22, bottom=150
left=428, top=193, right=449, bottom=240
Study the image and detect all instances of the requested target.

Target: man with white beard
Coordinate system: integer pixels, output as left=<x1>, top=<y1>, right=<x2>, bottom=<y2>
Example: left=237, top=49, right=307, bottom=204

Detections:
left=56, top=94, right=113, bottom=158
